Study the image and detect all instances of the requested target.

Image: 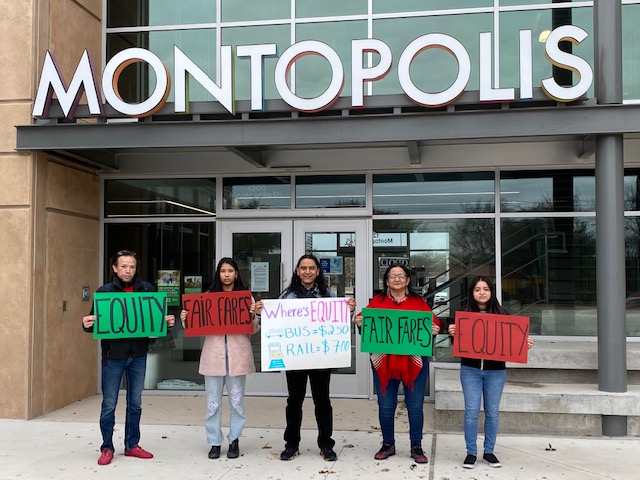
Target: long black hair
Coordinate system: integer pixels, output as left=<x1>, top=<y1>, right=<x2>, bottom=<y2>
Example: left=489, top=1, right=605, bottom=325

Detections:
left=464, top=275, right=508, bottom=315
left=378, top=263, right=421, bottom=299
left=283, top=253, right=332, bottom=298
left=209, top=257, right=247, bottom=292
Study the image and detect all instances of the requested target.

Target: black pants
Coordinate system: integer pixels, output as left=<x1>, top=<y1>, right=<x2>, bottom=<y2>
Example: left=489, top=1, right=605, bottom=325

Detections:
left=284, top=369, right=335, bottom=450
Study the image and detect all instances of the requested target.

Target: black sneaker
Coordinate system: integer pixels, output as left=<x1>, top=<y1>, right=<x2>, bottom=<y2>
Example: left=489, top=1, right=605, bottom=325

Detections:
left=208, top=445, right=221, bottom=459
left=227, top=439, right=239, bottom=459
left=280, top=446, right=299, bottom=460
left=320, top=447, right=337, bottom=461
left=374, top=444, right=396, bottom=460
left=410, top=445, right=428, bottom=464
left=463, top=454, right=477, bottom=469
left=483, top=452, right=502, bottom=468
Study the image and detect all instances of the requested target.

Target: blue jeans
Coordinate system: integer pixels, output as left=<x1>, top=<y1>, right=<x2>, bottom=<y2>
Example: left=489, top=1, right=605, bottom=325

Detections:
left=459, top=364, right=506, bottom=456
left=204, top=374, right=247, bottom=446
left=372, top=357, right=429, bottom=447
left=99, top=355, right=147, bottom=452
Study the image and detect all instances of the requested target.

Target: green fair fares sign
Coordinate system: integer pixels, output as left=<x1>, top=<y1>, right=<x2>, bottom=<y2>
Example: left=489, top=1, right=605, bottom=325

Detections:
left=360, top=308, right=433, bottom=356
left=93, top=292, right=168, bottom=339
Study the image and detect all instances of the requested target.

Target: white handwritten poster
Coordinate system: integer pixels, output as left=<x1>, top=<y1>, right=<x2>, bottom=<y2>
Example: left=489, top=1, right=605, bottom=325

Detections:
left=260, top=297, right=352, bottom=371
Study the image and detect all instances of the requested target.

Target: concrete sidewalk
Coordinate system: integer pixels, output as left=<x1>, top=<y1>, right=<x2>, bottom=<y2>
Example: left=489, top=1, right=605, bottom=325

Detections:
left=1, top=395, right=637, bottom=480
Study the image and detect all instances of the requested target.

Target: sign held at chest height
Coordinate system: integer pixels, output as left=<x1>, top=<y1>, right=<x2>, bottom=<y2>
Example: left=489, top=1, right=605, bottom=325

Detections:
left=93, top=292, right=168, bottom=339
left=182, top=290, right=254, bottom=336
left=260, top=297, right=352, bottom=371
left=360, top=308, right=433, bottom=356
left=453, top=311, right=530, bottom=364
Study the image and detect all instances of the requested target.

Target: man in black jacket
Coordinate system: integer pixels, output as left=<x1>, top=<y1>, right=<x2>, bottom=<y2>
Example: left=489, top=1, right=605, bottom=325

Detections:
left=82, top=250, right=175, bottom=466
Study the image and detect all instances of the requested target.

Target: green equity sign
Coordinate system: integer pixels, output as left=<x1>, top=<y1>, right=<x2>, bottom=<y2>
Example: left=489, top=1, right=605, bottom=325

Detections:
left=360, top=308, right=433, bottom=356
left=93, top=292, right=168, bottom=339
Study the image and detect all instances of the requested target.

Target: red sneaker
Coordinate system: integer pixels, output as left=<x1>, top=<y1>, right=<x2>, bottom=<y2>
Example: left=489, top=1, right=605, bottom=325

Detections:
left=97, top=449, right=114, bottom=465
left=124, top=446, right=154, bottom=459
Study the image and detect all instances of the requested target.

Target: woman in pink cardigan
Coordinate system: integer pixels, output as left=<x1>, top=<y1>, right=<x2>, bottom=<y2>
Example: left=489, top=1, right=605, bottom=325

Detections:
left=180, top=257, right=262, bottom=460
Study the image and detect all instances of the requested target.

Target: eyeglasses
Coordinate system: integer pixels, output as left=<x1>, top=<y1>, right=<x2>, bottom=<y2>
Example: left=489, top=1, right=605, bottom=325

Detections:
left=388, top=274, right=408, bottom=280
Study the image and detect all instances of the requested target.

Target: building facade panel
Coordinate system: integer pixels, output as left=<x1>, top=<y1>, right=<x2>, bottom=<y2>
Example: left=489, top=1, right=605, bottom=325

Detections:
left=0, top=0, right=33, bottom=101
left=0, top=208, right=33, bottom=418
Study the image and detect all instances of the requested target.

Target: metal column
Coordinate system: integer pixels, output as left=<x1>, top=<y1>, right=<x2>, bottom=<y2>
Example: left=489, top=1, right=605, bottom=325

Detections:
left=594, top=0, right=627, bottom=436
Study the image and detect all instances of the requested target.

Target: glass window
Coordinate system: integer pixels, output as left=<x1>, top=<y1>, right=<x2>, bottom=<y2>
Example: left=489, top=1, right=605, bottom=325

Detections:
left=222, top=25, right=289, bottom=102
left=626, top=216, right=640, bottom=336
left=500, top=1, right=574, bottom=6
left=296, top=175, right=365, bottom=208
left=223, top=177, right=291, bottom=209
left=500, top=6, right=593, bottom=97
left=372, top=14, right=493, bottom=96
left=104, top=222, right=216, bottom=389
left=500, top=171, right=595, bottom=213
left=623, top=4, right=640, bottom=101
left=374, top=218, right=496, bottom=360
left=296, top=0, right=368, bottom=18
left=501, top=216, right=596, bottom=336
left=295, top=21, right=367, bottom=98
left=105, top=179, right=216, bottom=217
left=373, top=1, right=492, bottom=14
left=373, top=172, right=495, bottom=215
left=107, top=29, right=217, bottom=104
left=624, top=170, right=640, bottom=212
left=107, top=0, right=216, bottom=28
left=221, top=0, right=290, bottom=22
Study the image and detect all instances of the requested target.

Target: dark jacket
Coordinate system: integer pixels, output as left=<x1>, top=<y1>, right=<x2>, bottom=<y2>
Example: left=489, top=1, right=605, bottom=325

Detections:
left=83, top=275, right=155, bottom=365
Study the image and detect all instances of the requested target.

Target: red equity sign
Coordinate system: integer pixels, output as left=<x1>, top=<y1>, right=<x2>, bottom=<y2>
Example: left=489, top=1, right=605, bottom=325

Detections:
left=453, top=311, right=530, bottom=364
left=182, top=290, right=254, bottom=336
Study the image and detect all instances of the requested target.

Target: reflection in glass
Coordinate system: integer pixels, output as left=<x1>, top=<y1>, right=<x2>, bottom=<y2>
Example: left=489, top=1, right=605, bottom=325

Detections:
left=623, top=4, right=640, bottom=101
left=296, top=21, right=367, bottom=98
left=105, top=222, right=216, bottom=389
left=222, top=25, right=289, bottom=102
left=296, top=0, right=368, bottom=18
left=373, top=172, right=495, bottom=215
left=223, top=177, right=291, bottom=209
left=221, top=0, right=290, bottom=22
left=233, top=232, right=283, bottom=371
left=500, top=170, right=595, bottom=213
left=501, top=217, right=596, bottom=336
left=107, top=0, right=215, bottom=28
left=373, top=218, right=496, bottom=360
left=105, top=179, right=216, bottom=217
left=374, top=0, right=492, bottom=14
left=373, top=14, right=492, bottom=96
left=107, top=29, right=217, bottom=104
left=296, top=175, right=365, bottom=208
left=305, top=231, right=357, bottom=374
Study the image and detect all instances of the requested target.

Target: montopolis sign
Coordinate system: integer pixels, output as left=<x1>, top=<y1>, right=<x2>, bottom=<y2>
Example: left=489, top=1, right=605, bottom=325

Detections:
left=33, top=25, right=592, bottom=120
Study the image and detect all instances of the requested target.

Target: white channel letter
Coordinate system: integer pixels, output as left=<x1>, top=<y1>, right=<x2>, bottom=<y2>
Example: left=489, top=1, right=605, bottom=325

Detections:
left=519, top=30, right=534, bottom=100
left=102, top=48, right=171, bottom=117
left=275, top=40, right=344, bottom=113
left=541, top=25, right=593, bottom=102
left=33, top=49, right=103, bottom=118
left=479, top=32, right=515, bottom=102
left=237, top=44, right=278, bottom=111
left=398, top=33, right=471, bottom=107
left=351, top=39, right=393, bottom=108
left=174, top=45, right=234, bottom=114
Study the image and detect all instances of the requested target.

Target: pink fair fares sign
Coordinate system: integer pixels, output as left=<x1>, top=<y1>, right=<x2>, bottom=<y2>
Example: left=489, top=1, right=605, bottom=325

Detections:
left=453, top=311, right=530, bottom=364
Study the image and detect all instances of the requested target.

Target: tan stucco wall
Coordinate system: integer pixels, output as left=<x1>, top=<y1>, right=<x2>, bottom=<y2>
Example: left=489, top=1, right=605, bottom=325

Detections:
left=0, top=0, right=102, bottom=419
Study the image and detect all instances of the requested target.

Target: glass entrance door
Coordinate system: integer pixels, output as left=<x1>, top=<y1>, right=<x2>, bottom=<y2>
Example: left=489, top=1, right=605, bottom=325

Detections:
left=219, top=219, right=370, bottom=397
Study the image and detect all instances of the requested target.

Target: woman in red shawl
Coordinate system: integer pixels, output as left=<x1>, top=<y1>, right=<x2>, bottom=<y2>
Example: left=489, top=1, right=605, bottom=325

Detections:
left=355, top=263, right=440, bottom=464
